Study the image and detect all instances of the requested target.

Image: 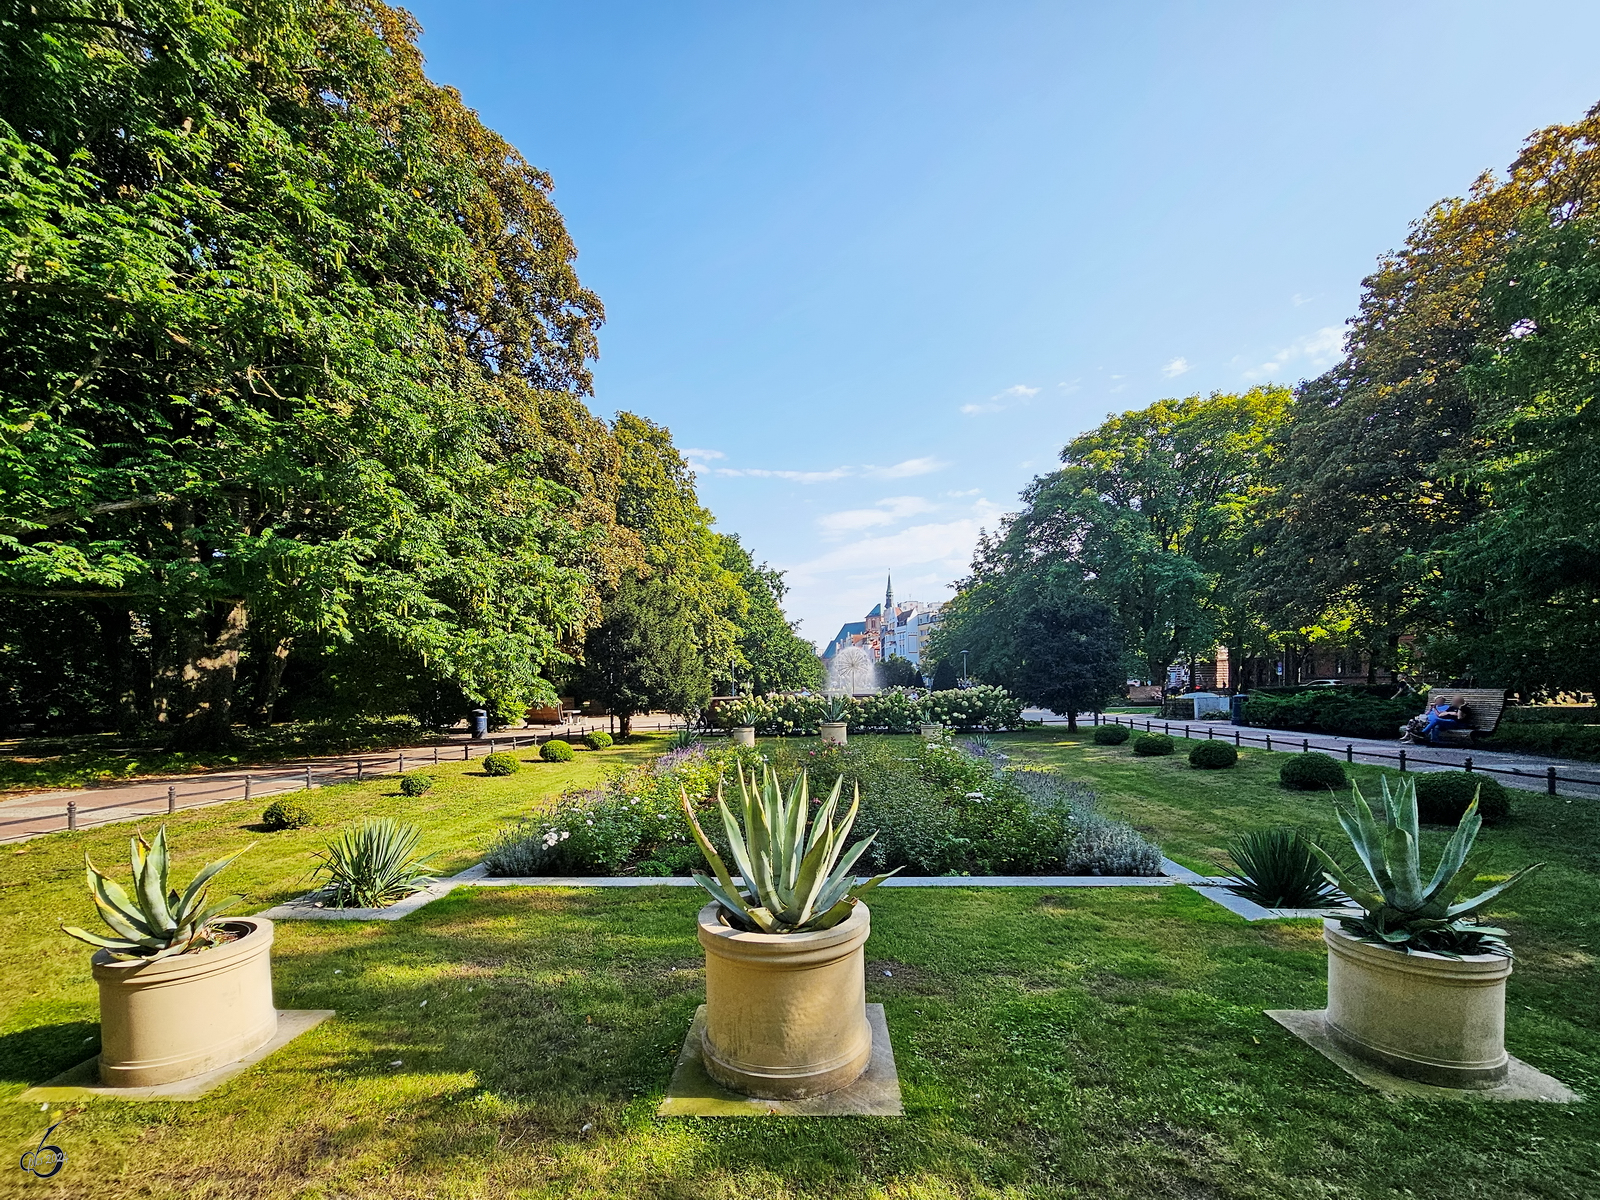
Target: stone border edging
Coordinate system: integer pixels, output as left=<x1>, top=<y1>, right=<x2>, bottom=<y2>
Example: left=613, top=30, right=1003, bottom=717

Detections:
left=256, top=857, right=1340, bottom=924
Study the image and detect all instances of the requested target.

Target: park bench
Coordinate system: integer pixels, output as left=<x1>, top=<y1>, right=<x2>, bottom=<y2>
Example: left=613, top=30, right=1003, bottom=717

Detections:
left=1406, top=688, right=1507, bottom=746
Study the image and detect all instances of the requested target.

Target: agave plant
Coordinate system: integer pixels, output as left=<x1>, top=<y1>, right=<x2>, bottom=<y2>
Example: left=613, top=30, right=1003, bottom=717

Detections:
left=681, top=765, right=899, bottom=933
left=820, top=693, right=853, bottom=723
left=312, top=818, right=437, bottom=908
left=1309, top=777, right=1542, bottom=956
left=1223, top=827, right=1343, bottom=909
left=62, top=827, right=248, bottom=961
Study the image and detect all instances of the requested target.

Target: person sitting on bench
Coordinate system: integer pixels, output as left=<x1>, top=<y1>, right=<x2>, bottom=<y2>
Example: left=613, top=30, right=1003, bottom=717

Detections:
left=1401, top=696, right=1464, bottom=745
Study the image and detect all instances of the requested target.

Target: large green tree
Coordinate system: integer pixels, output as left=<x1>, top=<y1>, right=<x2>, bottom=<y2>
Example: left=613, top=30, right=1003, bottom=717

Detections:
left=0, top=0, right=618, bottom=743
left=1249, top=104, right=1600, bottom=673
left=986, top=387, right=1289, bottom=684
left=570, top=572, right=711, bottom=737
left=1426, top=211, right=1600, bottom=696
left=716, top=534, right=822, bottom=695
left=931, top=566, right=1123, bottom=730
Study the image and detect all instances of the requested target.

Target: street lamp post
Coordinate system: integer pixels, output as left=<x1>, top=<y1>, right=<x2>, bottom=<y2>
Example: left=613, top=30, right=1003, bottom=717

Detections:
left=961, top=649, right=969, bottom=687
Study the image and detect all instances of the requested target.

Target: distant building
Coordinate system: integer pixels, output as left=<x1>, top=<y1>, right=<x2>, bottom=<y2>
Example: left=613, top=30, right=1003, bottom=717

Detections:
left=821, top=573, right=944, bottom=670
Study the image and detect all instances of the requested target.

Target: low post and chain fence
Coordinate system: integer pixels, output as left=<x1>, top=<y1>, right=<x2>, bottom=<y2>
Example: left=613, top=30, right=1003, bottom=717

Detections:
left=1091, top=712, right=1599, bottom=799
left=3, top=717, right=652, bottom=839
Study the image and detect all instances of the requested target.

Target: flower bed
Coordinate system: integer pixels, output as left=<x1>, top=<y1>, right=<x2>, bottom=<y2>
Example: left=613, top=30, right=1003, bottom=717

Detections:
left=483, top=735, right=1161, bottom=878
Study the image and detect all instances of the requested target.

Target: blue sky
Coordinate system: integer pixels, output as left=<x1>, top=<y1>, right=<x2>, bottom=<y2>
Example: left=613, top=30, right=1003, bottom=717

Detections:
left=404, top=0, right=1600, bottom=648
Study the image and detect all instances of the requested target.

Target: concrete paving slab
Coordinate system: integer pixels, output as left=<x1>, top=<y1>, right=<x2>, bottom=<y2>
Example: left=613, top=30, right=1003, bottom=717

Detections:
left=659, top=1004, right=902, bottom=1117
left=18, top=1009, right=334, bottom=1102
left=256, top=865, right=488, bottom=920
left=1191, top=885, right=1360, bottom=922
left=1266, top=1009, right=1579, bottom=1103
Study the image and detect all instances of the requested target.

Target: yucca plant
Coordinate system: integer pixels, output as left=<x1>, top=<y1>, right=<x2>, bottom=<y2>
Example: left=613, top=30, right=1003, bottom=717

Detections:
left=681, top=765, right=899, bottom=933
left=1223, top=827, right=1343, bottom=909
left=62, top=827, right=248, bottom=961
left=312, top=818, right=437, bottom=908
left=1309, top=777, right=1543, bottom=957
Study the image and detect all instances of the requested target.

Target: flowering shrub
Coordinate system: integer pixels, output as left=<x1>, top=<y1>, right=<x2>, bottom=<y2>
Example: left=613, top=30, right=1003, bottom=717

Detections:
left=483, top=727, right=1160, bottom=878
left=921, top=685, right=1025, bottom=732
left=708, top=685, right=1023, bottom=735
left=483, top=742, right=762, bottom=876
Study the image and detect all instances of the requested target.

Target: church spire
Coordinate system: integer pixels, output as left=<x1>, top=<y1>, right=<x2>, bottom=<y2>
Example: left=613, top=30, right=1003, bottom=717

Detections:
left=885, top=570, right=894, bottom=614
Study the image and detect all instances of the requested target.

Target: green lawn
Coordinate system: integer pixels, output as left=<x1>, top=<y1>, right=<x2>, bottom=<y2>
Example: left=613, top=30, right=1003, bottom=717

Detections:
left=2, top=732, right=1597, bottom=1199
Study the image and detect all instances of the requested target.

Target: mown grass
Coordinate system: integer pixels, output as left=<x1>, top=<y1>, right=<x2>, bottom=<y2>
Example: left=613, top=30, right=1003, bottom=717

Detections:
left=1, top=731, right=1596, bottom=1199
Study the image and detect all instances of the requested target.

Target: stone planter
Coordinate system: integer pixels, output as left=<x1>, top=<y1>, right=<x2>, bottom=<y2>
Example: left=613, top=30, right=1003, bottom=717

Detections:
left=731, top=726, right=756, bottom=747
left=1323, top=919, right=1511, bottom=1088
left=819, top=721, right=848, bottom=746
left=93, top=917, right=278, bottom=1087
left=918, top=723, right=943, bottom=739
left=696, top=900, right=872, bottom=1099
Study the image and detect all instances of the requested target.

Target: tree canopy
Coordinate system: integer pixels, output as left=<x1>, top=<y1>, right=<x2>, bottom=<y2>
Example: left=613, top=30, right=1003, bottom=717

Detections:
left=0, top=0, right=816, bottom=740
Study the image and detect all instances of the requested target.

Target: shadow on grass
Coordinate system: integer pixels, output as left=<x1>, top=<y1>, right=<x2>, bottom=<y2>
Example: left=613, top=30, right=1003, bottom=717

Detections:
left=0, top=1020, right=98, bottom=1086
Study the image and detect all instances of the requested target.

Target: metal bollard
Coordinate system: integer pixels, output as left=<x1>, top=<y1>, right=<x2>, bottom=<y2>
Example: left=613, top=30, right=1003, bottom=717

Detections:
left=1346, top=744, right=1354, bottom=763
left=1266, top=734, right=1272, bottom=752
left=305, top=764, right=313, bottom=790
left=167, top=785, right=176, bottom=815
left=1207, top=726, right=1214, bottom=740
left=1303, top=738, right=1310, bottom=753
left=357, top=759, right=364, bottom=782
left=1184, top=725, right=1190, bottom=739
left=1234, top=729, right=1241, bottom=747
left=1164, top=722, right=1170, bottom=736
left=1548, top=766, right=1557, bottom=796
left=1464, top=756, right=1473, bottom=773
left=399, top=751, right=405, bottom=775
left=433, top=746, right=439, bottom=765
left=245, top=775, right=252, bottom=802
left=67, top=800, right=76, bottom=831
left=1399, top=749, right=1407, bottom=772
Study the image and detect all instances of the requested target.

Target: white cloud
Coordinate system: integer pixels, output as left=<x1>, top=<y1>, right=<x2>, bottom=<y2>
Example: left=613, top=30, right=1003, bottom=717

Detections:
left=869, top=456, right=945, bottom=479
left=1245, top=325, right=1345, bottom=380
left=716, top=465, right=853, bottom=483
left=1161, top=357, right=1191, bottom=378
left=816, top=496, right=935, bottom=536
left=681, top=447, right=724, bottom=463
left=1291, top=293, right=1314, bottom=307
left=701, top=455, right=944, bottom=484
left=784, top=509, right=1004, bottom=589
left=961, top=383, right=1039, bottom=416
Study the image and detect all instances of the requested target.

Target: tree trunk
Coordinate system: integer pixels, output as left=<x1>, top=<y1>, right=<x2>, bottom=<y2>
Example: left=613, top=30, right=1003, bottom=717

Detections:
left=252, top=635, right=293, bottom=727
left=618, top=712, right=633, bottom=739
left=1066, top=710, right=1079, bottom=732
left=166, top=601, right=249, bottom=749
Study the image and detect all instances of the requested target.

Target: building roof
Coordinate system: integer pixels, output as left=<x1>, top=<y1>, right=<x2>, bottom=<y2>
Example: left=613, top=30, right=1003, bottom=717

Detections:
left=820, top=621, right=867, bottom=659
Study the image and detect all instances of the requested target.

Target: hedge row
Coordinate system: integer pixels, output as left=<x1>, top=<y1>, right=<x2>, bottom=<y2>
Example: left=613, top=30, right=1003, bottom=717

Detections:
left=709, top=686, right=1024, bottom=735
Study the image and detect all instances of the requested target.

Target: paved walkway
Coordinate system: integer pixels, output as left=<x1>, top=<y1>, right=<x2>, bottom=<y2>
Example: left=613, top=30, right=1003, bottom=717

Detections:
left=0, top=713, right=687, bottom=844
left=1025, top=709, right=1600, bottom=798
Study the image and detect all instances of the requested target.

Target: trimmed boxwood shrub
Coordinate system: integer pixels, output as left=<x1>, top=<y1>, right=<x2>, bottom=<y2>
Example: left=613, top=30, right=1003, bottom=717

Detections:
left=1093, top=724, right=1132, bottom=745
left=261, top=799, right=313, bottom=831
left=399, top=772, right=434, bottom=796
left=1133, top=733, right=1175, bottom=757
left=582, top=731, right=614, bottom=750
left=1415, top=771, right=1511, bottom=825
left=1189, top=740, right=1238, bottom=769
left=538, top=740, right=574, bottom=763
left=1279, top=752, right=1346, bottom=791
left=484, top=751, right=523, bottom=775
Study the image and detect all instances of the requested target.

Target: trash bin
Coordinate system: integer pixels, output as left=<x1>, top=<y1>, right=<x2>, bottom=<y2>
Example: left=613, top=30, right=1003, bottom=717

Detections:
left=1230, top=694, right=1248, bottom=726
left=469, top=708, right=489, bottom=739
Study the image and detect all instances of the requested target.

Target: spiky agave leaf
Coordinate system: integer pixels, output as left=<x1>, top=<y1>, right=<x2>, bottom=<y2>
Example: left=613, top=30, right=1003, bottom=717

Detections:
left=1314, top=779, right=1543, bottom=956
left=684, top=768, right=899, bottom=933
left=63, top=828, right=251, bottom=959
